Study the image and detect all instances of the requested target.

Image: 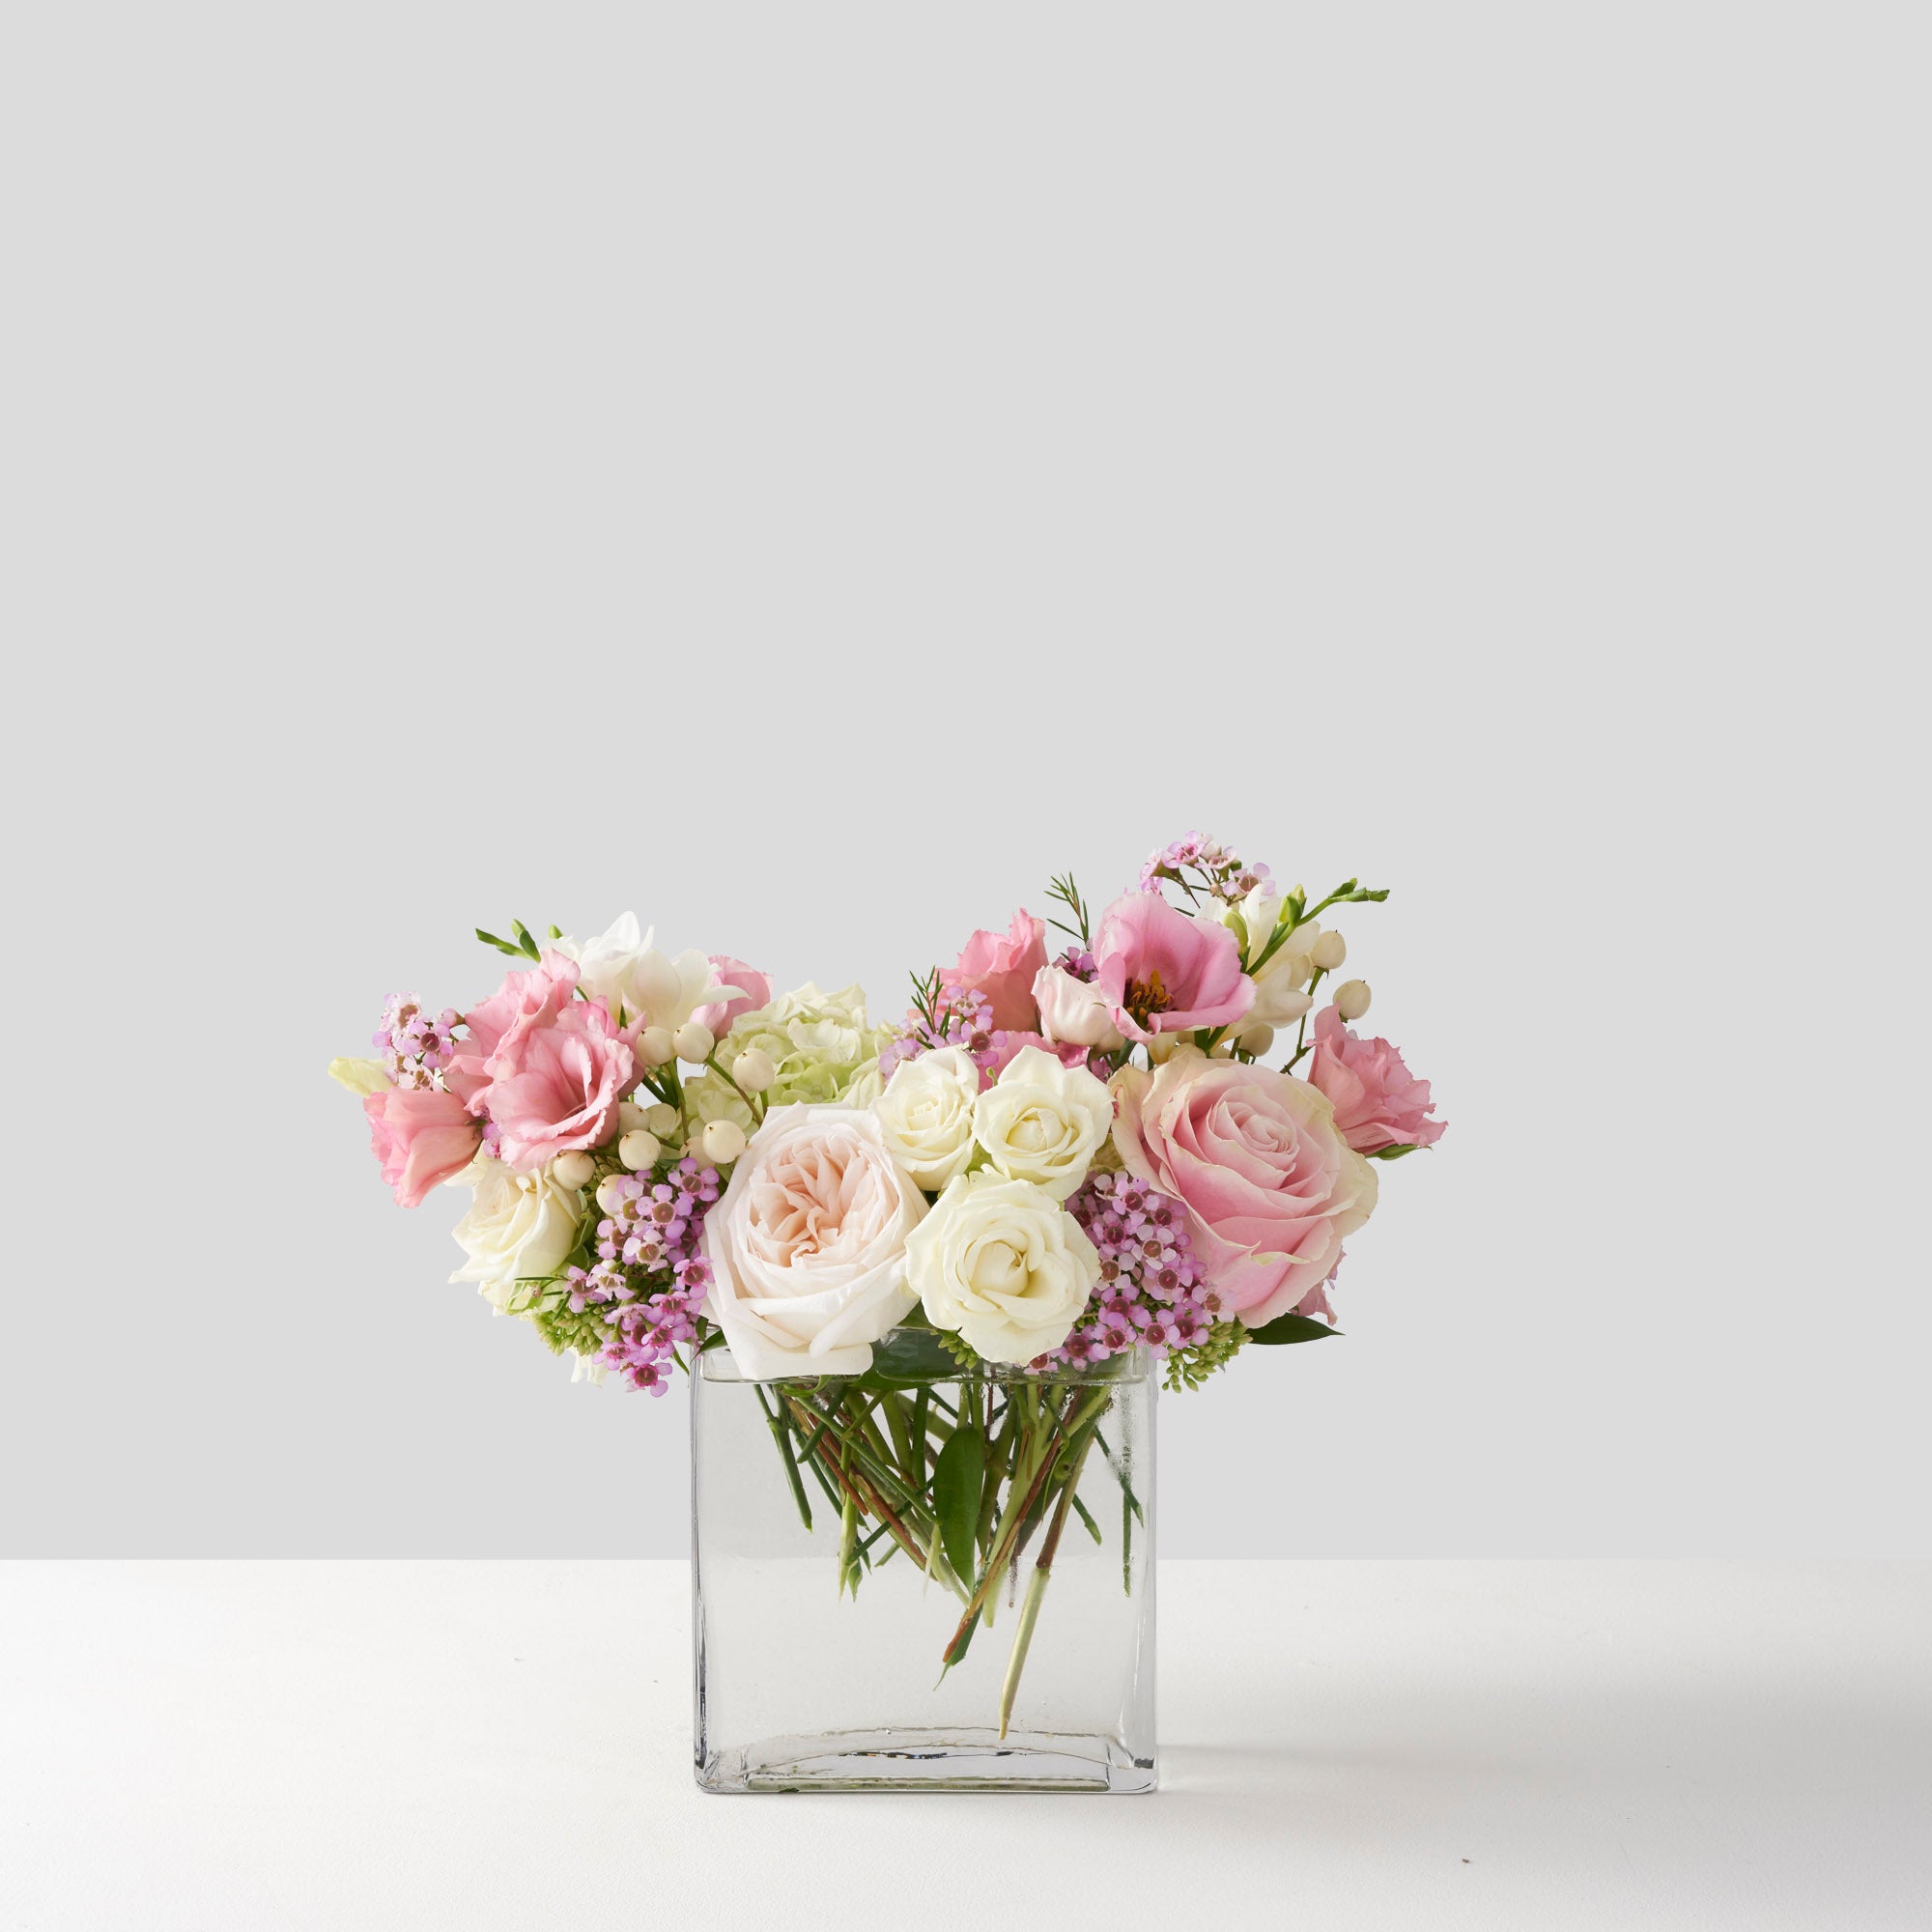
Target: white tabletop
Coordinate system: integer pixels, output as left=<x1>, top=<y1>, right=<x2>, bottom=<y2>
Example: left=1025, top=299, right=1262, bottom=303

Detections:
left=3, top=1561, right=1926, bottom=1931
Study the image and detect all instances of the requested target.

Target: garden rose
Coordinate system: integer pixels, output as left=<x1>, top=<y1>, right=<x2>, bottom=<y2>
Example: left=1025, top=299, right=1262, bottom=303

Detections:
left=1033, top=964, right=1125, bottom=1051
left=1305, top=1006, right=1447, bottom=1153
left=363, top=1085, right=482, bottom=1208
left=702, top=1104, right=927, bottom=1379
left=907, top=1174, right=1099, bottom=1365
left=873, top=1046, right=980, bottom=1190
left=485, top=999, right=637, bottom=1172
left=1092, top=892, right=1255, bottom=1043
left=972, top=1044, right=1112, bottom=1200
left=692, top=954, right=773, bottom=1038
left=447, top=1154, right=583, bottom=1311
left=1111, top=1056, right=1377, bottom=1326
left=942, top=910, right=1048, bottom=1033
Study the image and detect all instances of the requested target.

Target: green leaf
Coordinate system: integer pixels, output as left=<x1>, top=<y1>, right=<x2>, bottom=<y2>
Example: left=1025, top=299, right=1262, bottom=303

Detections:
left=510, top=920, right=542, bottom=960
left=1245, top=1313, right=1344, bottom=1346
left=860, top=1327, right=961, bottom=1388
left=474, top=928, right=526, bottom=956
left=933, top=1425, right=985, bottom=1585
left=1366, top=1142, right=1424, bottom=1161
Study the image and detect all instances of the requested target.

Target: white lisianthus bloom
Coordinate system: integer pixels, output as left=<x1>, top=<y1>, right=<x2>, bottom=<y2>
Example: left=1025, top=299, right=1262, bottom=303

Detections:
left=1032, top=966, right=1124, bottom=1051
left=1206, top=887, right=1321, bottom=1030
left=327, top=1056, right=390, bottom=1096
left=448, top=1155, right=584, bottom=1313
left=906, top=1174, right=1099, bottom=1365
left=554, top=913, right=743, bottom=1033
left=972, top=1045, right=1112, bottom=1201
left=873, top=1046, right=981, bottom=1190
left=702, top=1104, right=926, bottom=1379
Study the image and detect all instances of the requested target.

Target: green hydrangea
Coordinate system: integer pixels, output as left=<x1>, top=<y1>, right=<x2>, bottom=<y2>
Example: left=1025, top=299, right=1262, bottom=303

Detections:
left=684, top=981, right=892, bottom=1133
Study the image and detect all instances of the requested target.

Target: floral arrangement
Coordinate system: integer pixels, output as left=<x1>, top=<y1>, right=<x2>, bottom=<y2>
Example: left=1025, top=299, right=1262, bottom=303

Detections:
left=336, top=833, right=1443, bottom=1729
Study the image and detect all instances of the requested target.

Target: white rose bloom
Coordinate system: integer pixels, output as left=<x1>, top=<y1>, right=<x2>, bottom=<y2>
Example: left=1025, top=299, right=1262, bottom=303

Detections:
left=555, top=912, right=743, bottom=1032
left=873, top=1046, right=981, bottom=1190
left=972, top=1045, right=1112, bottom=1201
left=702, top=1104, right=927, bottom=1380
left=448, top=1156, right=584, bottom=1313
left=907, top=1174, right=1099, bottom=1366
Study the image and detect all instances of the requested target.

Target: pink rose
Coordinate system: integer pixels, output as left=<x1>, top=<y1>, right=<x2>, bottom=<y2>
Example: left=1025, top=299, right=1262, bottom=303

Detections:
left=1112, top=1056, right=1377, bottom=1326
left=942, top=910, right=1048, bottom=1033
left=1091, top=892, right=1256, bottom=1043
left=1306, top=1007, right=1446, bottom=1153
left=444, top=952, right=581, bottom=1114
left=484, top=998, right=637, bottom=1172
left=363, top=1085, right=482, bottom=1208
left=692, top=954, right=773, bottom=1038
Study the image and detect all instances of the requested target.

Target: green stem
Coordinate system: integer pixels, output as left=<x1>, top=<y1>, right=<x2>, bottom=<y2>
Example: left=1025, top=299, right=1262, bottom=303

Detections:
left=753, top=1385, right=812, bottom=1531
left=998, top=1424, right=1100, bottom=1737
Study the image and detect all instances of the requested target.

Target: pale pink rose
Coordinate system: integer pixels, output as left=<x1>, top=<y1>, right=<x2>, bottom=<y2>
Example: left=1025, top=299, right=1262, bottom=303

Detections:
left=702, top=1104, right=926, bottom=1378
left=1306, top=1006, right=1447, bottom=1153
left=692, top=954, right=772, bottom=1038
left=1092, top=892, right=1255, bottom=1043
left=1112, top=1056, right=1377, bottom=1326
left=942, top=910, right=1048, bottom=1033
left=363, top=1085, right=482, bottom=1208
left=1033, top=964, right=1125, bottom=1050
left=443, top=952, right=581, bottom=1114
left=484, top=999, right=637, bottom=1172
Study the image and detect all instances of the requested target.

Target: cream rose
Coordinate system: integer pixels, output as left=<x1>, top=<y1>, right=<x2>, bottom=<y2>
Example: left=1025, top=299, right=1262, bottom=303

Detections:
left=448, top=1155, right=584, bottom=1312
left=701, top=1104, right=926, bottom=1379
left=971, top=1044, right=1112, bottom=1201
left=907, top=1174, right=1099, bottom=1365
left=872, top=1046, right=980, bottom=1190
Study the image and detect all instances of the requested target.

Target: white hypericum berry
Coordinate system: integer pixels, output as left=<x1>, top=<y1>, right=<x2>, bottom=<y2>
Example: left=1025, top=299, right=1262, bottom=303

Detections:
left=673, top=1021, right=715, bottom=1065
left=1237, top=1023, right=1276, bottom=1056
left=1311, top=930, right=1348, bottom=972
left=1333, top=980, right=1372, bottom=1022
left=615, top=1100, right=651, bottom=1134
left=642, top=1102, right=679, bottom=1138
left=701, top=1119, right=747, bottom=1164
left=637, top=1026, right=675, bottom=1067
left=595, top=1175, right=631, bottom=1215
left=551, top=1150, right=596, bottom=1189
left=731, top=1047, right=778, bottom=1092
left=618, top=1129, right=663, bottom=1172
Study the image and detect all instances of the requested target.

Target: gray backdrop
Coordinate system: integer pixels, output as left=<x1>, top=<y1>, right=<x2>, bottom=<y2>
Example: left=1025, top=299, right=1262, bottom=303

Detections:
left=3, top=3, right=1924, bottom=1556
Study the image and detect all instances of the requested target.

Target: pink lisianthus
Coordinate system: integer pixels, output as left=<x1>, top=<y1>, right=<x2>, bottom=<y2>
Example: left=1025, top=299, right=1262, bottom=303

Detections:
left=443, top=951, right=581, bottom=1114
left=692, top=955, right=773, bottom=1038
left=1111, top=1056, right=1377, bottom=1327
left=1091, top=891, right=1255, bottom=1043
left=363, top=1085, right=482, bottom=1208
left=1305, top=1007, right=1446, bottom=1153
left=942, top=911, right=1048, bottom=1034
left=485, top=999, right=638, bottom=1172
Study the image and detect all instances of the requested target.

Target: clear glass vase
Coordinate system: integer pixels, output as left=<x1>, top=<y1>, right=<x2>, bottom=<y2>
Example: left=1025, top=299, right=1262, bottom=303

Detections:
left=691, top=1329, right=1156, bottom=1793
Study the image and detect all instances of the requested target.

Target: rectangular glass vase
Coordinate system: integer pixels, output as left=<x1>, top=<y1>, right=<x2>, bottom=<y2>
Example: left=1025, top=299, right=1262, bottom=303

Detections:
left=691, top=1334, right=1156, bottom=1794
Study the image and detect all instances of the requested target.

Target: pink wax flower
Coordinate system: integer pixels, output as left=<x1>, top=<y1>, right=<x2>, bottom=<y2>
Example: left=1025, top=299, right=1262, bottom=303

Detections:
left=1111, top=1056, right=1378, bottom=1327
left=1091, top=891, right=1256, bottom=1042
left=363, top=1085, right=482, bottom=1208
left=443, top=951, right=581, bottom=1114
left=692, top=955, right=773, bottom=1038
left=484, top=998, right=638, bottom=1172
left=941, top=910, right=1049, bottom=1034
left=1305, top=1006, right=1447, bottom=1153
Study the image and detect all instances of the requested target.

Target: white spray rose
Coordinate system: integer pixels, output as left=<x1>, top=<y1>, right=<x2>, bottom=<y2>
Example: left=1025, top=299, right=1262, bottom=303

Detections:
left=555, top=912, right=743, bottom=1032
left=972, top=1045, right=1112, bottom=1201
left=448, top=1156, right=584, bottom=1312
left=907, top=1174, right=1099, bottom=1365
left=702, top=1104, right=927, bottom=1380
left=873, top=1046, right=981, bottom=1190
